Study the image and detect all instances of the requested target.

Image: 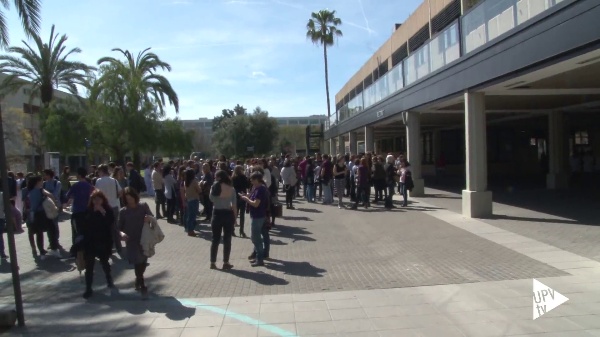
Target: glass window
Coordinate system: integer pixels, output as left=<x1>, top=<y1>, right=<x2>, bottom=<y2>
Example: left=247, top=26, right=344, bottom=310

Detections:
left=288, top=120, right=299, bottom=125
left=430, top=22, right=460, bottom=73
left=575, top=131, right=589, bottom=145
left=299, top=119, right=309, bottom=125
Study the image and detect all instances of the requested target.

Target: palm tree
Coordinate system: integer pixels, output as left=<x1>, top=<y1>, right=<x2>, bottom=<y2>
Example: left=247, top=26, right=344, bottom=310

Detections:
left=306, top=9, right=342, bottom=123
left=0, top=0, right=41, bottom=49
left=0, top=24, right=96, bottom=106
left=91, top=48, right=179, bottom=164
left=95, top=48, right=179, bottom=117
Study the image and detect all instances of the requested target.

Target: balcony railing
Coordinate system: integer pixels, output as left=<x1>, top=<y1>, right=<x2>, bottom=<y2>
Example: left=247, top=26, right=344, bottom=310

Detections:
left=334, top=0, right=569, bottom=126
left=462, top=0, right=566, bottom=54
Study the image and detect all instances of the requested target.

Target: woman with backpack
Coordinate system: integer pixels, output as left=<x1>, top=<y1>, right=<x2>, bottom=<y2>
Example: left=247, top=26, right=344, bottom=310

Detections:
left=208, top=170, right=237, bottom=270
left=26, top=176, right=59, bottom=259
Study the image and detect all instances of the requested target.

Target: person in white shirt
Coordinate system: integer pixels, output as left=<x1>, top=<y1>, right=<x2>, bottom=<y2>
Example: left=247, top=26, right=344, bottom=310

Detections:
left=261, top=158, right=272, bottom=188
left=151, top=162, right=165, bottom=218
left=95, top=164, right=123, bottom=253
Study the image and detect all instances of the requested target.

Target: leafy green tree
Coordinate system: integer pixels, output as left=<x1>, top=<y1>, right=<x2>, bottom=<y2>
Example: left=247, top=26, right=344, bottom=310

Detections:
left=40, top=99, right=87, bottom=155
left=90, top=48, right=179, bottom=165
left=213, top=104, right=246, bottom=131
left=0, top=0, right=41, bottom=49
left=306, top=10, right=342, bottom=123
left=277, top=125, right=306, bottom=154
left=212, top=106, right=278, bottom=158
left=0, top=24, right=95, bottom=105
left=159, top=119, right=193, bottom=158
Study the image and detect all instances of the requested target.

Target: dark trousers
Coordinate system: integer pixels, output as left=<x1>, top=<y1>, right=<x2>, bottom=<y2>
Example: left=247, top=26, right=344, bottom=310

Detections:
left=353, top=186, right=369, bottom=207
left=134, top=262, right=147, bottom=289
left=202, top=197, right=213, bottom=220
left=210, top=209, right=234, bottom=263
left=28, top=229, right=44, bottom=254
left=284, top=185, right=295, bottom=207
left=154, top=190, right=166, bottom=217
left=237, top=201, right=246, bottom=234
left=350, top=179, right=357, bottom=202
left=84, top=253, right=112, bottom=290
left=71, top=212, right=86, bottom=245
left=166, top=197, right=176, bottom=220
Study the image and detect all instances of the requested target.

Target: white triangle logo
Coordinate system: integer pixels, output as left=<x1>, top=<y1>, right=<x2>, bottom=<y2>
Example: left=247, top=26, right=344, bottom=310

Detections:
left=533, top=279, right=569, bottom=320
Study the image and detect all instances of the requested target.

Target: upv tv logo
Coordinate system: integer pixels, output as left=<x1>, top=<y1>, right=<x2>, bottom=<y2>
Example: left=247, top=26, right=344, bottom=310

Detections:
left=532, top=279, right=569, bottom=320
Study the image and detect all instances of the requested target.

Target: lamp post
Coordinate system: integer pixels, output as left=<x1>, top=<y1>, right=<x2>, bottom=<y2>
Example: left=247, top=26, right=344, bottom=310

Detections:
left=0, top=105, right=25, bottom=326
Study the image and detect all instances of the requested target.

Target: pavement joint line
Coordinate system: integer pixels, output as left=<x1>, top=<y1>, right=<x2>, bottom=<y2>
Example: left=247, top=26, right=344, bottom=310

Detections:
left=408, top=195, right=600, bottom=273
left=178, top=298, right=298, bottom=337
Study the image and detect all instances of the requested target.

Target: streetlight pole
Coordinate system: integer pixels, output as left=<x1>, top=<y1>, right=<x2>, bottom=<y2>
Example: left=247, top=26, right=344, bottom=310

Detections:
left=0, top=105, right=25, bottom=326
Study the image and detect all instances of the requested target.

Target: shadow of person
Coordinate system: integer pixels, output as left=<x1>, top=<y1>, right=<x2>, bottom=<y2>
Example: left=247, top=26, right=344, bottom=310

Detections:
left=295, top=208, right=322, bottom=213
left=35, top=257, right=76, bottom=273
left=269, top=224, right=315, bottom=243
left=264, top=259, right=326, bottom=278
left=224, top=269, right=289, bottom=286
left=282, top=216, right=312, bottom=221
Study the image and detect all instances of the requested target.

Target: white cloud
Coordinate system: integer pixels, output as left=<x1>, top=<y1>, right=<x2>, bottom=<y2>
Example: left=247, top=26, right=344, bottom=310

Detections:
left=251, top=71, right=266, bottom=78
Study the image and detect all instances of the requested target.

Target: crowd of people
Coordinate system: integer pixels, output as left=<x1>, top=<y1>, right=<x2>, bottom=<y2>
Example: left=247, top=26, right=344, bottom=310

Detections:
left=0, top=151, right=412, bottom=299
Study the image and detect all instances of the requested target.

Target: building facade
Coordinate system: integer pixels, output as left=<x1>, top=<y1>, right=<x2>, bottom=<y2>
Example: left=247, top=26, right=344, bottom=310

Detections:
left=326, top=0, right=600, bottom=217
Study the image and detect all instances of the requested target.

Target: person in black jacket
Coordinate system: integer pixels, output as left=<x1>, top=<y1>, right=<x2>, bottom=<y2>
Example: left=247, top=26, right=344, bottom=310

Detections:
left=81, top=190, right=115, bottom=299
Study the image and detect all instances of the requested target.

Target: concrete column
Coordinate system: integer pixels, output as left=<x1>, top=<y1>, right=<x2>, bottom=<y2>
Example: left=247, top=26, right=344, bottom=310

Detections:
left=338, top=135, right=345, bottom=156
left=462, top=92, right=492, bottom=218
left=330, top=138, right=337, bottom=156
left=364, top=127, right=374, bottom=153
left=406, top=111, right=425, bottom=196
left=547, top=111, right=568, bottom=189
left=349, top=132, right=358, bottom=155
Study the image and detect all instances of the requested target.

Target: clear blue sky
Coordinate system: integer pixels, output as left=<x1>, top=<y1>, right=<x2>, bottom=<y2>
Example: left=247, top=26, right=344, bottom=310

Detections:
left=6, top=0, right=421, bottom=120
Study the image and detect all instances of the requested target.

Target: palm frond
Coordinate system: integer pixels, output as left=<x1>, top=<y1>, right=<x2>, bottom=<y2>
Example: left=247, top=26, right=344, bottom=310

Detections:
left=13, top=0, right=41, bottom=37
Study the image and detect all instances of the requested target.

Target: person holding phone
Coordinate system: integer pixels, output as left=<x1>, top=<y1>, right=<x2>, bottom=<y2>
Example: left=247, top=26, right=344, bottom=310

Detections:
left=118, top=187, right=153, bottom=298
left=239, top=172, right=268, bottom=267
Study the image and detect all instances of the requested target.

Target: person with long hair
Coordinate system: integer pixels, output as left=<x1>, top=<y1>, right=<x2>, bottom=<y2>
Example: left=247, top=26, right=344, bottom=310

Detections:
left=240, top=172, right=269, bottom=267
left=280, top=160, right=297, bottom=209
left=232, top=165, right=249, bottom=238
left=81, top=190, right=115, bottom=299
left=351, top=158, right=370, bottom=210
left=184, top=169, right=201, bottom=237
left=209, top=170, right=237, bottom=270
left=118, top=187, right=153, bottom=298
left=176, top=166, right=186, bottom=226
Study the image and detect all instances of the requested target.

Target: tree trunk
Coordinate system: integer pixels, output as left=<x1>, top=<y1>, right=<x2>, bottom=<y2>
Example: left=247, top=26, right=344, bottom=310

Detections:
left=323, top=44, right=333, bottom=123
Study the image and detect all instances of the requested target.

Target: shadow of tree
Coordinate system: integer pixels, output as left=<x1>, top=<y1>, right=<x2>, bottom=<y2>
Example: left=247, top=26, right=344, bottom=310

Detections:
left=265, top=259, right=326, bottom=278
left=224, top=269, right=288, bottom=286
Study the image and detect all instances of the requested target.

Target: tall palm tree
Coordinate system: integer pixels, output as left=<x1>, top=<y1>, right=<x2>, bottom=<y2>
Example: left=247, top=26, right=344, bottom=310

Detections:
left=95, top=48, right=179, bottom=117
left=0, top=24, right=96, bottom=106
left=307, top=9, right=342, bottom=123
left=91, top=48, right=179, bottom=164
left=0, top=0, right=41, bottom=49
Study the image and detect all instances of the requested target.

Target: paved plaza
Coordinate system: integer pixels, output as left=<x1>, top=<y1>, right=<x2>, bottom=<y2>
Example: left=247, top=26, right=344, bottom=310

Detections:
left=0, top=188, right=600, bottom=336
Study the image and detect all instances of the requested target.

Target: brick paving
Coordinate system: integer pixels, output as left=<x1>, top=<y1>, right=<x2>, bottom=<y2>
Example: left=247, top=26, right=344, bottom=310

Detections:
left=416, top=187, right=600, bottom=263
left=0, top=192, right=565, bottom=305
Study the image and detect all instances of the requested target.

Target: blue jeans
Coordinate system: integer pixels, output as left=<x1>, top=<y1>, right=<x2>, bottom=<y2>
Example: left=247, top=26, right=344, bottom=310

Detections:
left=306, top=184, right=315, bottom=202
left=322, top=181, right=333, bottom=204
left=185, top=199, right=199, bottom=232
left=261, top=224, right=270, bottom=257
left=250, top=217, right=265, bottom=262
left=399, top=183, right=408, bottom=206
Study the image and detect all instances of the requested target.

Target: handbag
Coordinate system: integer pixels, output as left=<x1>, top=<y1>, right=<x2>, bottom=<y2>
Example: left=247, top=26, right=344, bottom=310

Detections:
left=42, top=197, right=59, bottom=219
left=272, top=203, right=283, bottom=218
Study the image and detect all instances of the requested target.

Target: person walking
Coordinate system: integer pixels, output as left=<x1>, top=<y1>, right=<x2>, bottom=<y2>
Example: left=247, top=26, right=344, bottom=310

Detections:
left=27, top=176, right=59, bottom=258
left=184, top=169, right=201, bottom=237
left=94, top=164, right=123, bottom=253
left=66, top=168, right=95, bottom=245
left=209, top=170, right=237, bottom=270
left=280, top=160, right=297, bottom=210
left=151, top=162, right=166, bottom=219
left=81, top=190, right=115, bottom=299
left=333, top=155, right=347, bottom=209
left=240, top=172, right=268, bottom=267
left=118, top=187, right=153, bottom=298
left=232, top=166, right=249, bottom=238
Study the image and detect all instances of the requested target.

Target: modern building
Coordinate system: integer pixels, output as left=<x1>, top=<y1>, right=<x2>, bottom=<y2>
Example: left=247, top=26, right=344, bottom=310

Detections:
left=0, top=73, right=80, bottom=171
left=326, top=0, right=600, bottom=217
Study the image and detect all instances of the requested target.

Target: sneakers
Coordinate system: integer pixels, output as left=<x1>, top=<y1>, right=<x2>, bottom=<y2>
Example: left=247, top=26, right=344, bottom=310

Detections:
left=248, top=252, right=257, bottom=260
left=250, top=261, right=265, bottom=267
left=210, top=263, right=217, bottom=270
left=222, top=263, right=234, bottom=270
